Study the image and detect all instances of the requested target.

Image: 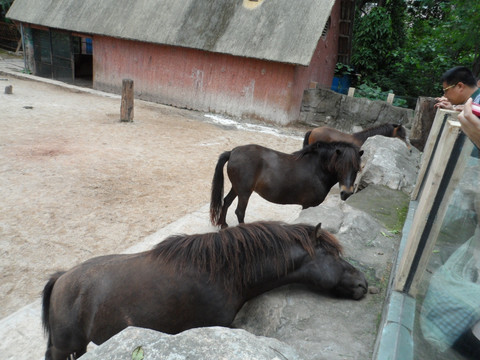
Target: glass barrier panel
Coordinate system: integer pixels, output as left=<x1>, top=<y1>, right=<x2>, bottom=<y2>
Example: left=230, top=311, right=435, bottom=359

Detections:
left=414, top=141, right=480, bottom=359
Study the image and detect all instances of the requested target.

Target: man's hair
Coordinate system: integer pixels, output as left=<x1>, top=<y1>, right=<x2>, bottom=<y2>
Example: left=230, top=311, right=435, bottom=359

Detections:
left=441, top=66, right=477, bottom=87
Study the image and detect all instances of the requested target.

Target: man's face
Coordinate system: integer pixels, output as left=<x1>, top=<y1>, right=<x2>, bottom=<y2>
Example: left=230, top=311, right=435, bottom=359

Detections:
left=442, top=81, right=466, bottom=105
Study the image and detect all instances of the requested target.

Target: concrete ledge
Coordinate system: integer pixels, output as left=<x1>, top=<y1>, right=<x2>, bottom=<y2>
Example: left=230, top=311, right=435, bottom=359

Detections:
left=375, top=291, right=415, bottom=360
left=374, top=202, right=418, bottom=360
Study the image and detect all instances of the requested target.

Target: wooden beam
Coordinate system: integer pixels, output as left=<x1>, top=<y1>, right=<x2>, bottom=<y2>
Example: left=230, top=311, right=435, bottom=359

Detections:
left=410, top=109, right=457, bottom=200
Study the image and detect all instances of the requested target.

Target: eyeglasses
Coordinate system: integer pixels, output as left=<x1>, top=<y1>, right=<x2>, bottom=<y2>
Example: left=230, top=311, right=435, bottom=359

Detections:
left=443, top=83, right=458, bottom=94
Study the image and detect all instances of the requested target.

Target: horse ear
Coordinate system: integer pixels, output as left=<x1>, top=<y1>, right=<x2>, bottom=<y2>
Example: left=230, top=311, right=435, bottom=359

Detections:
left=315, top=223, right=322, bottom=237
left=359, top=150, right=364, bottom=157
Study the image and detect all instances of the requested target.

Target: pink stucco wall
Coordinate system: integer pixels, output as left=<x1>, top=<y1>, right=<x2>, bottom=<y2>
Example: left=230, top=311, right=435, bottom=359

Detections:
left=92, top=2, right=339, bottom=125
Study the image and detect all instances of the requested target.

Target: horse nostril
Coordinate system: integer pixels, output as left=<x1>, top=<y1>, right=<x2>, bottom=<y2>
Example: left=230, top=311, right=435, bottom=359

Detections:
left=358, top=281, right=368, bottom=292
left=340, top=191, right=351, bottom=201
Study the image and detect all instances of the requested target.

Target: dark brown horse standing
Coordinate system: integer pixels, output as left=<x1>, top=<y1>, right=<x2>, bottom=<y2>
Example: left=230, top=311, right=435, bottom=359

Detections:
left=210, top=141, right=363, bottom=228
left=42, top=222, right=368, bottom=360
left=303, top=123, right=409, bottom=148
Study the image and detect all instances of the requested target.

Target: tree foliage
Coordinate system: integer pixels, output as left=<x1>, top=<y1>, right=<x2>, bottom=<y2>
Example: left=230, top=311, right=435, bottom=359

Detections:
left=352, top=6, right=394, bottom=74
left=351, top=0, right=480, bottom=100
left=0, top=0, right=14, bottom=21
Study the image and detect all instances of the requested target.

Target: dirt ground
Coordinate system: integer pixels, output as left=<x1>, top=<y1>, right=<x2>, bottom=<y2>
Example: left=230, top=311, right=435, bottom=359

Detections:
left=0, top=75, right=309, bottom=319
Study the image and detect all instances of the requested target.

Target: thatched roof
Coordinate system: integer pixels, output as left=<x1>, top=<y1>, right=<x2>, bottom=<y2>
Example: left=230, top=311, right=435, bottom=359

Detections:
left=7, top=0, right=335, bottom=66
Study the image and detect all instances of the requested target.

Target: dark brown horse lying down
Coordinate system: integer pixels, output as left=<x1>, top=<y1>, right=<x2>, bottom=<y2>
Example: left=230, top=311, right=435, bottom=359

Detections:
left=303, top=123, right=409, bottom=148
left=42, top=222, right=368, bottom=360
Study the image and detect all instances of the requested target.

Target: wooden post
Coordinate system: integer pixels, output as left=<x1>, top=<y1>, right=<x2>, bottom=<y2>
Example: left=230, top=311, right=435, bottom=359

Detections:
left=386, top=93, right=395, bottom=104
left=410, top=108, right=455, bottom=200
left=15, top=39, right=22, bottom=54
left=120, top=79, right=134, bottom=122
left=409, top=97, right=437, bottom=152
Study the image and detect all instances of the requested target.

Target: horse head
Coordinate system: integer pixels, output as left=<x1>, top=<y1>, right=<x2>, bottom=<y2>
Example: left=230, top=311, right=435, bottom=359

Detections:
left=331, top=260, right=368, bottom=300
left=295, top=141, right=363, bottom=201
left=391, top=124, right=412, bottom=150
left=307, top=224, right=368, bottom=300
left=391, top=124, right=406, bottom=140
left=330, top=143, right=363, bottom=200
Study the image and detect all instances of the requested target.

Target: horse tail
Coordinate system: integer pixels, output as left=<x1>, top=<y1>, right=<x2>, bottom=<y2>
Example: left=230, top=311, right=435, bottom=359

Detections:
left=303, top=131, right=312, bottom=147
left=210, top=151, right=231, bottom=226
left=42, top=271, right=65, bottom=338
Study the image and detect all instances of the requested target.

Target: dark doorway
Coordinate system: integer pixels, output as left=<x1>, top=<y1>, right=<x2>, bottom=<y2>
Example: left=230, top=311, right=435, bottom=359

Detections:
left=73, top=36, right=93, bottom=87
left=31, top=28, right=92, bottom=87
left=32, top=28, right=74, bottom=83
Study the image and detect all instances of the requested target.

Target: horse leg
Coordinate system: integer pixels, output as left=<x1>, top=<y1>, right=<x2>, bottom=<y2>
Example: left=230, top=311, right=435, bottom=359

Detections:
left=74, top=348, right=87, bottom=359
left=218, top=188, right=237, bottom=228
left=235, top=193, right=251, bottom=224
left=45, top=330, right=88, bottom=360
left=45, top=345, right=72, bottom=360
left=45, top=345, right=86, bottom=360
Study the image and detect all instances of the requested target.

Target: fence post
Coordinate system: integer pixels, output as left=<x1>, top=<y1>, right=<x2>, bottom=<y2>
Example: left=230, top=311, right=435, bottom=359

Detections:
left=387, top=93, right=395, bottom=104
left=120, top=79, right=134, bottom=122
left=409, top=97, right=437, bottom=151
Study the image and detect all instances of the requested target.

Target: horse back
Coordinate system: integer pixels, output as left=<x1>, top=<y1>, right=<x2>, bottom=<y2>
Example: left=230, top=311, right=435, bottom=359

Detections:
left=307, top=127, right=361, bottom=147
left=228, top=144, right=330, bottom=207
left=228, top=145, right=296, bottom=181
left=230, top=144, right=293, bottom=162
left=47, top=252, right=239, bottom=345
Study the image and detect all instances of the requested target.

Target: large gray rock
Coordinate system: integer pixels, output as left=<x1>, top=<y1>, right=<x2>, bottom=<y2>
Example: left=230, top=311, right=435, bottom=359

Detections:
left=232, top=285, right=379, bottom=360
left=356, top=135, right=421, bottom=194
left=79, top=326, right=303, bottom=360
left=297, top=185, right=409, bottom=279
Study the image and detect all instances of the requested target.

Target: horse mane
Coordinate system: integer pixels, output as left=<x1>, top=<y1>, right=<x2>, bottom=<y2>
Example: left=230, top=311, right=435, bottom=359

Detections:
left=312, top=225, right=344, bottom=256
left=353, top=123, right=405, bottom=143
left=149, top=221, right=342, bottom=293
left=294, top=141, right=361, bottom=174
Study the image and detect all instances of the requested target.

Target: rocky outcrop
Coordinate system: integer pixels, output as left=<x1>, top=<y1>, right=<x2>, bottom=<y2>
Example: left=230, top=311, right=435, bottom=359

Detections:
left=79, top=326, right=302, bottom=360
left=356, top=135, right=421, bottom=194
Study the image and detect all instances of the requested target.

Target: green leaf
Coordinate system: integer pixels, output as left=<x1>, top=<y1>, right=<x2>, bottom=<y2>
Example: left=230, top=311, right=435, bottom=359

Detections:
left=132, top=346, right=144, bottom=360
